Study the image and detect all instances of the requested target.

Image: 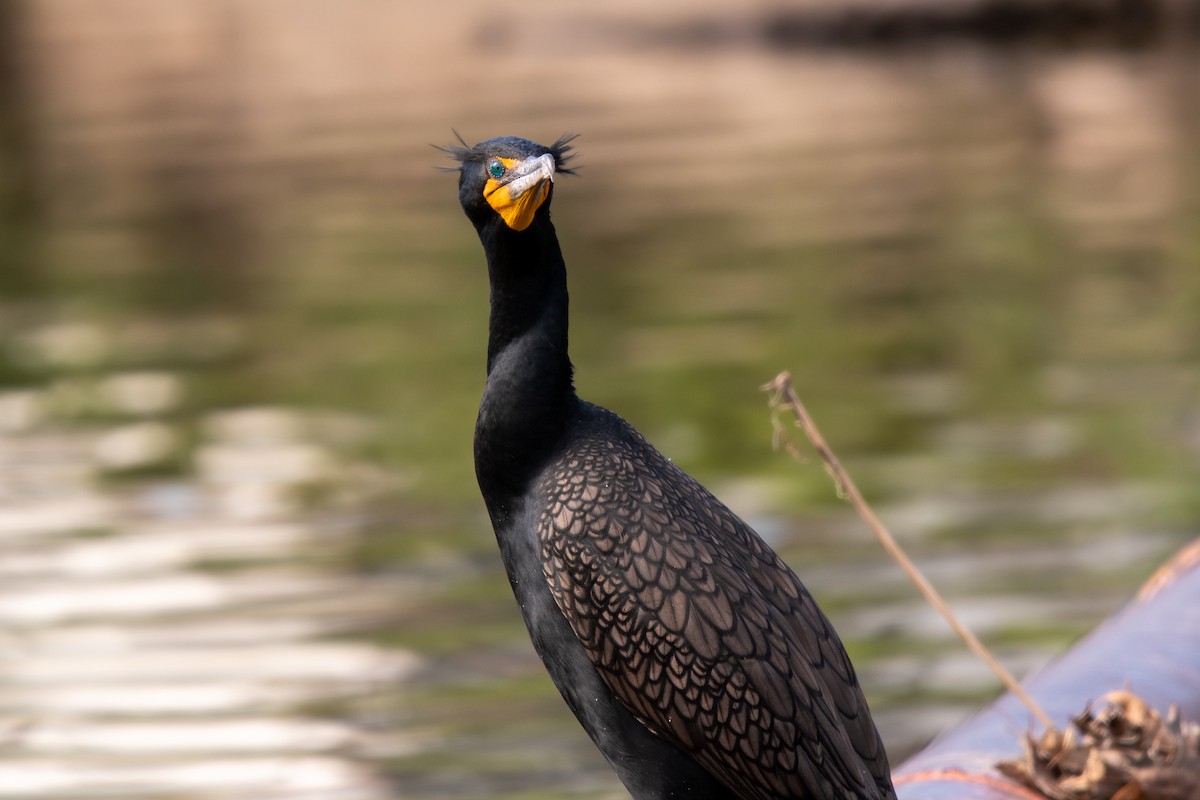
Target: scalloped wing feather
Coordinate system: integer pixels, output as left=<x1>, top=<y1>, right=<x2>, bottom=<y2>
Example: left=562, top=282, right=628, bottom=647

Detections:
left=536, top=411, right=895, bottom=800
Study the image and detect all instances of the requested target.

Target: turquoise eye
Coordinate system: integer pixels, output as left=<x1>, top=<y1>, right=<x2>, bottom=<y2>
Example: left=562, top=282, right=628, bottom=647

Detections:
left=487, top=159, right=505, bottom=179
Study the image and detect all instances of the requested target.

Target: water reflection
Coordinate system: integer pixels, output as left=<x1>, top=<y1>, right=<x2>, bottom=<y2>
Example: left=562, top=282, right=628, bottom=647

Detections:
left=1, top=3, right=1198, bottom=798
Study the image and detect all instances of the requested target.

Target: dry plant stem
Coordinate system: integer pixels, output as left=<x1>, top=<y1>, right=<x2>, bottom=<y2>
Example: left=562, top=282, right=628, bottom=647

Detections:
left=764, top=371, right=1057, bottom=732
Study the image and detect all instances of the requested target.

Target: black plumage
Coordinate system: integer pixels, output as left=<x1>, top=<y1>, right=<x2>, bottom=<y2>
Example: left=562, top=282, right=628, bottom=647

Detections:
left=448, top=134, right=896, bottom=800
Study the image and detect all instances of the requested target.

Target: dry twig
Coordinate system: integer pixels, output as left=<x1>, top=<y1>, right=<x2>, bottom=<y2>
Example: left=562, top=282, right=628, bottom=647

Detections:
left=762, top=371, right=1056, bottom=731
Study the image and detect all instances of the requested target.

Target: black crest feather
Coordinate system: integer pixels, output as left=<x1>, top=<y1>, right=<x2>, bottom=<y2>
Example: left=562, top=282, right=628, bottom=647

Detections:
left=434, top=132, right=579, bottom=175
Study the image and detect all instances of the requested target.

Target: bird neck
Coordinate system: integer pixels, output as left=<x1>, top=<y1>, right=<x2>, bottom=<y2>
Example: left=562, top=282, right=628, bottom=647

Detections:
left=474, top=216, right=578, bottom=503
left=483, top=221, right=570, bottom=370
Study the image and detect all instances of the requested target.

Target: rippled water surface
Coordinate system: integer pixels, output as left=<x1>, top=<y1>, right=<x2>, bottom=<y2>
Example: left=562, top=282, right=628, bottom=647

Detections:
left=3, top=3, right=1199, bottom=798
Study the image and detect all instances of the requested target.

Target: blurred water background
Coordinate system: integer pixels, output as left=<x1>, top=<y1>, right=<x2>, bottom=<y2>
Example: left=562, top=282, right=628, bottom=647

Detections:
left=1, top=1, right=1199, bottom=798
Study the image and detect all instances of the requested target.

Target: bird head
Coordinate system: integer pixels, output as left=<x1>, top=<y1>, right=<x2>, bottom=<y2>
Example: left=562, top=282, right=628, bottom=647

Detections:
left=442, top=134, right=577, bottom=232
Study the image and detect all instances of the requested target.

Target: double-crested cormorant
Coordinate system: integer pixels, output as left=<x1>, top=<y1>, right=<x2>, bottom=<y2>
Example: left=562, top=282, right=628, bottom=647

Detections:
left=448, top=134, right=895, bottom=800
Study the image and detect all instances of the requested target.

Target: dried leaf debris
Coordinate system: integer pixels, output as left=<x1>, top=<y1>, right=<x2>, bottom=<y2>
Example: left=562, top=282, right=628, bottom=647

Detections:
left=998, top=691, right=1200, bottom=800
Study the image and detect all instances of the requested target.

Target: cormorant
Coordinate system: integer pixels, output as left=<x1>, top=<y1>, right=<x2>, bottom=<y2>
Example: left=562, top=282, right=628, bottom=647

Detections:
left=447, top=134, right=895, bottom=800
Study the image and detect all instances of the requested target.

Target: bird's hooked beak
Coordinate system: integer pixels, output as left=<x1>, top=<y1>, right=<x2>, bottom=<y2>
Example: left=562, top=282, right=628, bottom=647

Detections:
left=484, top=153, right=556, bottom=232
